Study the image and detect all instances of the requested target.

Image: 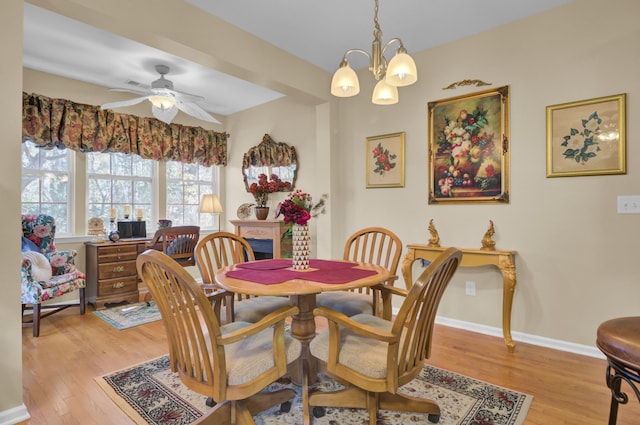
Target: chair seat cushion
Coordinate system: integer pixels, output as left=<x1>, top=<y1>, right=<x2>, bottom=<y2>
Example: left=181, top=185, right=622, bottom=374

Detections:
left=310, top=313, right=392, bottom=379
left=22, top=251, right=52, bottom=281
left=597, top=316, right=640, bottom=370
left=315, top=292, right=374, bottom=317
left=221, top=321, right=301, bottom=386
left=234, top=296, right=292, bottom=323
left=22, top=273, right=86, bottom=304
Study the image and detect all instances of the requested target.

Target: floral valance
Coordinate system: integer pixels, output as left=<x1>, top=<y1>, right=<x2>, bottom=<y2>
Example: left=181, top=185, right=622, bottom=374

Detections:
left=22, top=92, right=227, bottom=167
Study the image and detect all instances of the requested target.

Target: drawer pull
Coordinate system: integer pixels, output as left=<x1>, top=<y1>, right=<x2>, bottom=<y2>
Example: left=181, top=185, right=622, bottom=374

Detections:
left=112, top=266, right=125, bottom=273
left=113, top=281, right=125, bottom=289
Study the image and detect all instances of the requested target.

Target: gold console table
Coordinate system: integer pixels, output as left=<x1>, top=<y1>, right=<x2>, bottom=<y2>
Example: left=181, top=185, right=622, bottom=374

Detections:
left=402, top=244, right=517, bottom=352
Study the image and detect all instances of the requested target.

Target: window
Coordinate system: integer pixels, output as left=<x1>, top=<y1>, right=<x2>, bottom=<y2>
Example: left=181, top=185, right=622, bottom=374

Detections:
left=166, top=161, right=218, bottom=228
left=21, top=141, right=73, bottom=234
left=87, top=152, right=156, bottom=227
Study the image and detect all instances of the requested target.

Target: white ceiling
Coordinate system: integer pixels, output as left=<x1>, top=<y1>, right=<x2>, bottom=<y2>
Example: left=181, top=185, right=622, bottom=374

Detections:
left=23, top=0, right=573, bottom=120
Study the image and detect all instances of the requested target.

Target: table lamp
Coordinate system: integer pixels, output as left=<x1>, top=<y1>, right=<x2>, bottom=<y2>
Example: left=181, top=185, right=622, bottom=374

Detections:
left=200, top=194, right=223, bottom=231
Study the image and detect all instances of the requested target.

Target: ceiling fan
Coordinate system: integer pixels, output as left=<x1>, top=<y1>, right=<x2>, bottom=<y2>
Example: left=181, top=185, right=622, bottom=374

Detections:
left=100, top=64, right=221, bottom=124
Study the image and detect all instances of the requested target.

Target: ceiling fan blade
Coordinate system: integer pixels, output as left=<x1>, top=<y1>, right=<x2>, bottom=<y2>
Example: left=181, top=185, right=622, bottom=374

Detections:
left=152, top=105, right=179, bottom=124
left=176, top=102, right=221, bottom=124
left=172, top=89, right=204, bottom=103
left=101, top=96, right=150, bottom=110
left=109, top=87, right=151, bottom=96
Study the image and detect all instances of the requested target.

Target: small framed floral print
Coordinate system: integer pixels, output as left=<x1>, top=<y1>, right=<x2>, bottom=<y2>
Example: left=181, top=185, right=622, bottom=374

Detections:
left=366, top=132, right=405, bottom=188
left=428, top=86, right=510, bottom=204
left=546, top=94, right=626, bottom=177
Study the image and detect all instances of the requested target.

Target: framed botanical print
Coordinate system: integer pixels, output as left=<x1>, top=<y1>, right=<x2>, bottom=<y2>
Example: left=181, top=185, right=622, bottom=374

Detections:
left=546, top=94, right=626, bottom=177
left=366, top=132, right=405, bottom=188
left=428, top=86, right=510, bottom=204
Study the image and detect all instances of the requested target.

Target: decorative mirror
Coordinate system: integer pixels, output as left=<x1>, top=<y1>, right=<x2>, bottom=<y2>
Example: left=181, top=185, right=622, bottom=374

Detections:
left=242, top=134, right=298, bottom=192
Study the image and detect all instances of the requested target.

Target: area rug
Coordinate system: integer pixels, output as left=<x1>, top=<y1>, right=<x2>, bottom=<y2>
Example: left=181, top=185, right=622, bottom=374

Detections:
left=92, top=301, right=161, bottom=330
left=96, top=355, right=532, bottom=425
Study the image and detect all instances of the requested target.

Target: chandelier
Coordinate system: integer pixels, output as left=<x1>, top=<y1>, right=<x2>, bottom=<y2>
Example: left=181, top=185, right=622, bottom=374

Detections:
left=330, top=0, right=418, bottom=105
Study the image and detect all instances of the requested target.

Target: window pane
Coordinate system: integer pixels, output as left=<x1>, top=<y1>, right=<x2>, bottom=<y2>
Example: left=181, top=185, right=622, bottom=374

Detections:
left=41, top=149, right=68, bottom=171
left=166, top=161, right=182, bottom=180
left=112, top=154, right=131, bottom=176
left=87, top=153, right=110, bottom=174
left=133, top=155, right=153, bottom=177
left=133, top=180, right=152, bottom=203
left=166, top=161, right=218, bottom=229
left=42, top=174, right=69, bottom=202
left=88, top=179, right=113, bottom=203
left=87, top=152, right=156, bottom=228
left=21, top=177, right=40, bottom=203
left=112, top=180, right=132, bottom=203
left=21, top=141, right=72, bottom=232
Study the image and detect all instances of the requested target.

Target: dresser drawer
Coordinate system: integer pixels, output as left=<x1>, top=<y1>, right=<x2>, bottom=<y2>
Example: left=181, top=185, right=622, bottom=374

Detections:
left=98, top=244, right=138, bottom=262
left=98, top=260, right=137, bottom=280
left=98, top=276, right=138, bottom=296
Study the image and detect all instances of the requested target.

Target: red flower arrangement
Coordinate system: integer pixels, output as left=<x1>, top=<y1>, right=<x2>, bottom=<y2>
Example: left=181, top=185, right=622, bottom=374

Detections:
left=275, top=189, right=327, bottom=226
left=248, top=173, right=291, bottom=207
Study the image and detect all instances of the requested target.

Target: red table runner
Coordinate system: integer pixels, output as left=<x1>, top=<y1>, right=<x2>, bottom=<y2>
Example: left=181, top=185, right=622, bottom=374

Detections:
left=226, top=259, right=378, bottom=285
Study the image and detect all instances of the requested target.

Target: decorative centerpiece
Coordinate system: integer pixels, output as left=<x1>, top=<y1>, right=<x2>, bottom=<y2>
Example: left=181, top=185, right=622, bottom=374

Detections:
left=276, top=189, right=327, bottom=270
left=248, top=173, right=290, bottom=220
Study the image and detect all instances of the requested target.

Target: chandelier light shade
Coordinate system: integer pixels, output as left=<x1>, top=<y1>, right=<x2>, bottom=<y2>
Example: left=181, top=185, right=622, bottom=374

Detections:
left=330, top=61, right=360, bottom=97
left=330, top=0, right=417, bottom=105
left=149, top=95, right=177, bottom=110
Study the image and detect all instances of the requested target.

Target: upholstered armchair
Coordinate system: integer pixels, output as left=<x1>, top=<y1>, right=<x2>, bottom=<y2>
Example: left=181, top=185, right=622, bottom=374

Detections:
left=21, top=214, right=86, bottom=337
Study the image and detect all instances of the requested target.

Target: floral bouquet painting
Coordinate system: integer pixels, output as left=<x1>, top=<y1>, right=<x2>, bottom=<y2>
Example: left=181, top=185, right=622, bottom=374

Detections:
left=366, top=132, right=405, bottom=188
left=428, top=87, right=509, bottom=203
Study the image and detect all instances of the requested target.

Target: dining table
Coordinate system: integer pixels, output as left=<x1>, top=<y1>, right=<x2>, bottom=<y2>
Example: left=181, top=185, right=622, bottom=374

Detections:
left=214, top=258, right=391, bottom=384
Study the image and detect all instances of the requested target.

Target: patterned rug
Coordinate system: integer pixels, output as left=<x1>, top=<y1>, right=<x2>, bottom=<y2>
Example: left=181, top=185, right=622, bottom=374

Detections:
left=96, top=355, right=532, bottom=425
left=92, top=301, right=161, bottom=330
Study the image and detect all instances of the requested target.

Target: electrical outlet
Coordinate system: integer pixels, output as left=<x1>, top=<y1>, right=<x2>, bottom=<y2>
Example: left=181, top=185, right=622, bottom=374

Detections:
left=465, top=281, right=476, bottom=296
left=617, top=195, right=640, bottom=214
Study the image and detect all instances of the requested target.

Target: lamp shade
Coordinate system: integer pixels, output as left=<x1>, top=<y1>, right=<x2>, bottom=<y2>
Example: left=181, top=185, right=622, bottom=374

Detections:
left=199, top=194, right=223, bottom=213
left=149, top=95, right=176, bottom=110
left=371, top=79, right=398, bottom=105
left=331, top=63, right=360, bottom=97
left=385, top=51, right=418, bottom=87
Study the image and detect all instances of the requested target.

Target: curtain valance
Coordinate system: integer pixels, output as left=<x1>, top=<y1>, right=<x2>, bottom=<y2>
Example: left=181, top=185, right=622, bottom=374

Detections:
left=22, top=92, right=228, bottom=167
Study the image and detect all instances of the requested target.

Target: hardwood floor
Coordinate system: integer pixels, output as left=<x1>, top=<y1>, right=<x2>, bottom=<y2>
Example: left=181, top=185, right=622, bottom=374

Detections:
left=21, top=306, right=640, bottom=425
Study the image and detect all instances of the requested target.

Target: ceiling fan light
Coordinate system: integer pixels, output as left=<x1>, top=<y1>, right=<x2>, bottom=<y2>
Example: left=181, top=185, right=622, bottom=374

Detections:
left=331, top=62, right=360, bottom=97
left=149, top=95, right=176, bottom=110
left=372, top=79, right=398, bottom=105
left=385, top=51, right=418, bottom=87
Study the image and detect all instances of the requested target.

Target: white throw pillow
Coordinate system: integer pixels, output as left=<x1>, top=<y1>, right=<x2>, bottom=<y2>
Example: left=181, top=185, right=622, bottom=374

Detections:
left=22, top=251, right=53, bottom=281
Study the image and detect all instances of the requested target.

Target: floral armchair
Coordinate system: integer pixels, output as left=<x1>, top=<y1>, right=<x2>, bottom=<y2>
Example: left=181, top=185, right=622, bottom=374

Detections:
left=21, top=214, right=86, bottom=337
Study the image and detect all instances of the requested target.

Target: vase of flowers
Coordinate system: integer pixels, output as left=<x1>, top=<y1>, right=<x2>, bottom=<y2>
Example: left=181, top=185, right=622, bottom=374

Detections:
left=276, top=189, right=327, bottom=270
left=248, top=173, right=290, bottom=220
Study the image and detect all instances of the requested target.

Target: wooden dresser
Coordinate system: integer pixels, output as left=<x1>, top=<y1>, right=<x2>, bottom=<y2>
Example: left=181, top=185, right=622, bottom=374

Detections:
left=85, top=239, right=149, bottom=309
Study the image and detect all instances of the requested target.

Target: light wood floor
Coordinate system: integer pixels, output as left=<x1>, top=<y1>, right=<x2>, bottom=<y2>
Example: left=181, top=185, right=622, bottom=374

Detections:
left=21, top=306, right=640, bottom=425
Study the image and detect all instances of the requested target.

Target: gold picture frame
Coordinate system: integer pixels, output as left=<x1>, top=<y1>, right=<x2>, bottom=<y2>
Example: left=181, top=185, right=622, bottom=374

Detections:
left=366, top=132, right=405, bottom=188
left=546, top=94, right=626, bottom=177
left=428, top=86, right=510, bottom=204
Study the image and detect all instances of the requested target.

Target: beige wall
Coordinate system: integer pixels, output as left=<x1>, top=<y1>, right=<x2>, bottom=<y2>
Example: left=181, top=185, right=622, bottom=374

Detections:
left=6, top=0, right=640, bottom=420
left=2, top=0, right=25, bottom=421
left=329, top=0, right=640, bottom=348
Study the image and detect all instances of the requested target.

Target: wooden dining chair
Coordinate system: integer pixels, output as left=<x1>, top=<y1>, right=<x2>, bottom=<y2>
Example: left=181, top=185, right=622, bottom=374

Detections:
left=307, top=247, right=462, bottom=425
left=315, top=227, right=402, bottom=319
left=195, top=231, right=291, bottom=323
left=136, top=249, right=302, bottom=425
left=146, top=225, right=200, bottom=266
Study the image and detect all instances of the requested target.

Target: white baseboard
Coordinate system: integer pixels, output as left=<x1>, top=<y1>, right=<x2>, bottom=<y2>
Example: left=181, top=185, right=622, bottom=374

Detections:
left=435, top=316, right=605, bottom=359
left=0, top=404, right=30, bottom=425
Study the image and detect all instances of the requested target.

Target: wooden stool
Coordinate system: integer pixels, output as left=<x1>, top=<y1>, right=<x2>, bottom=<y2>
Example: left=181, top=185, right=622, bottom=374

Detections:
left=596, top=317, right=640, bottom=425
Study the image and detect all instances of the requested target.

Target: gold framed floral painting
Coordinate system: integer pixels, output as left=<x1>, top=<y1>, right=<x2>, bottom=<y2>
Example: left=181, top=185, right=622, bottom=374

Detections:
left=546, top=94, right=626, bottom=177
left=366, top=132, right=405, bottom=188
left=428, top=86, right=510, bottom=204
